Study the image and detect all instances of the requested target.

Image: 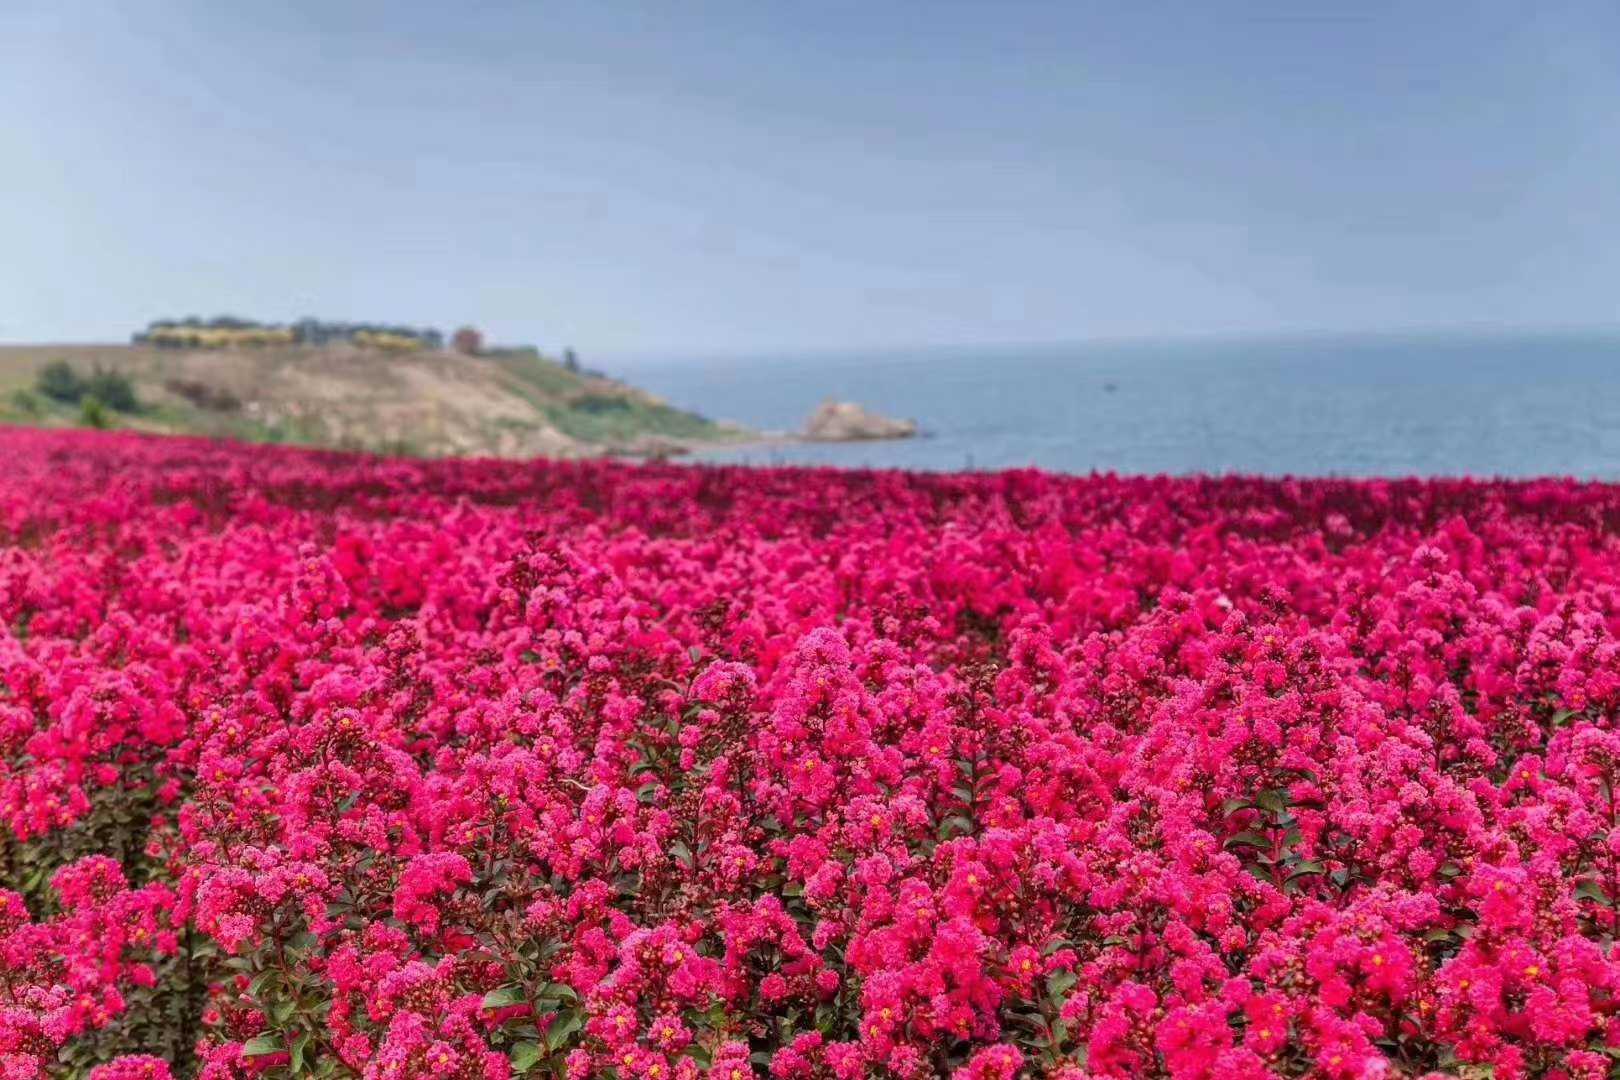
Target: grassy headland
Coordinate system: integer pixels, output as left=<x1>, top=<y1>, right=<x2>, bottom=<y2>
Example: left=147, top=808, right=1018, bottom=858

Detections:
left=0, top=343, right=748, bottom=459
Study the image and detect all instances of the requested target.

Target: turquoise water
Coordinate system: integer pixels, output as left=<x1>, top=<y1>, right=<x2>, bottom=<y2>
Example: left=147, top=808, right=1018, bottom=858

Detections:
left=611, top=332, right=1620, bottom=477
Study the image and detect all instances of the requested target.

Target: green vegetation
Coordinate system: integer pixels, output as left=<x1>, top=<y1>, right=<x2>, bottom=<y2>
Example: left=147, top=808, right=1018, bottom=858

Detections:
left=492, top=350, right=734, bottom=446
left=141, top=394, right=346, bottom=450
left=79, top=396, right=109, bottom=429
left=544, top=392, right=722, bottom=444
left=8, top=388, right=43, bottom=417
left=86, top=367, right=139, bottom=411
left=135, top=315, right=445, bottom=351
left=37, top=360, right=86, bottom=403
left=36, top=360, right=139, bottom=412
left=28, top=360, right=140, bottom=429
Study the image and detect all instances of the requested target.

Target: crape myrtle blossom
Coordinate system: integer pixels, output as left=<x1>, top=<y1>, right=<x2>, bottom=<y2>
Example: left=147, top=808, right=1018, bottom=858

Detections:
left=0, top=429, right=1618, bottom=1076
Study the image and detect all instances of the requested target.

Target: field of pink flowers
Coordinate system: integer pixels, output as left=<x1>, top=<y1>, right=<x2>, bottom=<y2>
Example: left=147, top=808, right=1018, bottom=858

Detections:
left=3, top=428, right=1620, bottom=1079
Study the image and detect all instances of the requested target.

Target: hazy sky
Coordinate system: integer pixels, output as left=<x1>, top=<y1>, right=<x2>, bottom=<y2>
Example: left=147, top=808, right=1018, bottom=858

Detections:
left=4, top=1, right=1619, bottom=353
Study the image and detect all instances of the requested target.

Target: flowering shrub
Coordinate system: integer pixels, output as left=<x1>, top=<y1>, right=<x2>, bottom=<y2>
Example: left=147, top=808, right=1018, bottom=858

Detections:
left=4, top=428, right=1620, bottom=1077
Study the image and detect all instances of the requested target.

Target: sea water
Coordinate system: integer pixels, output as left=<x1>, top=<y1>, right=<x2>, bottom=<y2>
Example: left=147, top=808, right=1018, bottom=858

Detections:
left=611, top=332, right=1620, bottom=478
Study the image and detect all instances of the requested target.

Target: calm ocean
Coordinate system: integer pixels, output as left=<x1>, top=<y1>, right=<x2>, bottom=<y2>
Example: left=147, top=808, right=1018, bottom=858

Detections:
left=611, top=332, right=1620, bottom=478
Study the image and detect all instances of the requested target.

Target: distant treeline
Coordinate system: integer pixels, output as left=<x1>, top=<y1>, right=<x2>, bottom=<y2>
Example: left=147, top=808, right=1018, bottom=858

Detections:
left=133, top=316, right=449, bottom=352
left=126, top=317, right=583, bottom=369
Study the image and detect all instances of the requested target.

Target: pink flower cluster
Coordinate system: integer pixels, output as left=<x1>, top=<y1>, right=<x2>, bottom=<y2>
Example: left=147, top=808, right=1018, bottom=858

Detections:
left=3, top=427, right=1620, bottom=1077
left=0, top=859, right=176, bottom=1077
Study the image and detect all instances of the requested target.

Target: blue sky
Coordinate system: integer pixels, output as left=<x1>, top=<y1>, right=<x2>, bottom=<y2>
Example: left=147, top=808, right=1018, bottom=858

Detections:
left=3, top=1, right=1618, bottom=354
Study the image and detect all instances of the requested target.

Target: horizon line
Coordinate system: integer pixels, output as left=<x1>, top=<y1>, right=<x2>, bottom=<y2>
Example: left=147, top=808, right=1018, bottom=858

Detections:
left=8, top=319, right=1620, bottom=358
left=599, top=321, right=1620, bottom=363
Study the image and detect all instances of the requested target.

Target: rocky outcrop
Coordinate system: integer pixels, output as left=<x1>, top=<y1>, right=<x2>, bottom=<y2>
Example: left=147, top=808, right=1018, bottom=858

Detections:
left=802, top=400, right=918, bottom=441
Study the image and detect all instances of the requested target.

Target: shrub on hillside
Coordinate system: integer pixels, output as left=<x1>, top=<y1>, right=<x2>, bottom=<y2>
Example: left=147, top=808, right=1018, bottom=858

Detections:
left=7, top=388, right=43, bottom=416
left=36, top=360, right=86, bottom=403
left=36, top=362, right=140, bottom=413
left=573, top=392, right=633, bottom=414
left=77, top=395, right=108, bottom=428
left=84, top=367, right=139, bottom=412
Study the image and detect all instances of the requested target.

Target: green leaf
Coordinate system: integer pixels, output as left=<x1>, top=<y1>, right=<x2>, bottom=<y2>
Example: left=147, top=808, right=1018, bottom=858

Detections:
left=1225, top=830, right=1270, bottom=849
left=1045, top=969, right=1077, bottom=999
left=242, top=1034, right=283, bottom=1057
left=1576, top=879, right=1611, bottom=905
left=291, top=1031, right=312, bottom=1073
left=510, top=1042, right=544, bottom=1073
left=540, top=981, right=579, bottom=1004
left=484, top=986, right=527, bottom=1009
left=547, top=1010, right=585, bottom=1052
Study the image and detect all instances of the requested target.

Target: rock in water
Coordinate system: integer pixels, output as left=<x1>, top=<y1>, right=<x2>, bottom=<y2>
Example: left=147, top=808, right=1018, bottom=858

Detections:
left=803, top=400, right=918, bottom=441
